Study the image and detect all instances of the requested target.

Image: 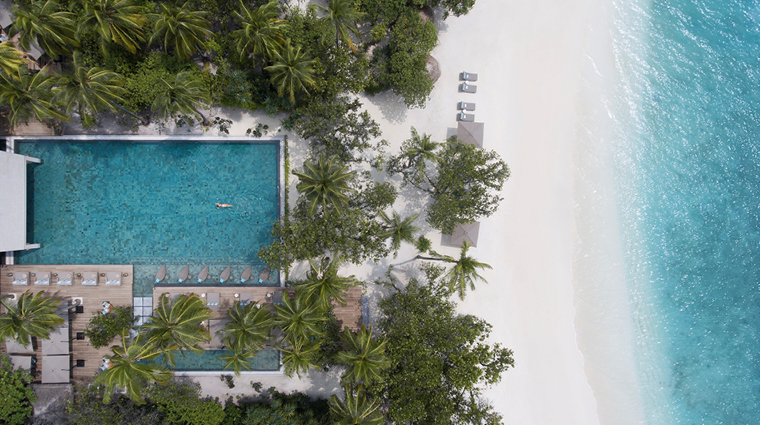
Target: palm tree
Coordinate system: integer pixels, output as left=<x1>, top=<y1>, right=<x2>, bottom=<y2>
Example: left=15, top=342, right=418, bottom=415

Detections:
left=378, top=210, right=420, bottom=257
left=0, top=42, right=30, bottom=77
left=94, top=334, right=171, bottom=404
left=150, top=2, right=212, bottom=61
left=52, top=51, right=127, bottom=126
left=0, top=290, right=63, bottom=348
left=141, top=293, right=212, bottom=367
left=273, top=293, right=326, bottom=342
left=314, top=0, right=364, bottom=53
left=299, top=256, right=356, bottom=310
left=151, top=70, right=211, bottom=125
left=220, top=346, right=254, bottom=377
left=232, top=0, right=288, bottom=64
left=293, top=155, right=355, bottom=215
left=278, top=336, right=320, bottom=378
left=417, top=241, right=492, bottom=299
left=264, top=41, right=317, bottom=102
left=329, top=386, right=384, bottom=425
left=77, top=0, right=147, bottom=55
left=9, top=0, right=77, bottom=59
left=335, top=325, right=389, bottom=385
left=387, top=127, right=440, bottom=183
left=0, top=67, right=68, bottom=129
left=218, top=301, right=272, bottom=355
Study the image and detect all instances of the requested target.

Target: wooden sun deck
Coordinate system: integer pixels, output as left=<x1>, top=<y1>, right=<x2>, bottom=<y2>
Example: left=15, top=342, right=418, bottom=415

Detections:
left=0, top=264, right=133, bottom=383
left=153, top=285, right=362, bottom=332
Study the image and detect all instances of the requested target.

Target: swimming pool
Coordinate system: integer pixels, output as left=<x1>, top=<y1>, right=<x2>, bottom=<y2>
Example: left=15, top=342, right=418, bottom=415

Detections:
left=151, top=349, right=281, bottom=372
left=12, top=138, right=281, bottom=296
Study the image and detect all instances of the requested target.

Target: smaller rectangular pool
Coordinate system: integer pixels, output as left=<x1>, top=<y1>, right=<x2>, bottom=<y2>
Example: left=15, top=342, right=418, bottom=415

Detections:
left=151, top=349, right=280, bottom=372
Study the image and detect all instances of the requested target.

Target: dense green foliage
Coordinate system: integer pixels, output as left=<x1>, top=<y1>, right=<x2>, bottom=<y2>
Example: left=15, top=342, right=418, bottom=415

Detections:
left=144, top=380, right=225, bottom=425
left=142, top=293, right=212, bottom=368
left=83, top=305, right=135, bottom=349
left=221, top=390, right=331, bottom=425
left=0, top=290, right=63, bottom=348
left=418, top=240, right=493, bottom=299
left=377, top=268, right=514, bottom=424
left=389, top=132, right=511, bottom=234
left=0, top=356, right=36, bottom=425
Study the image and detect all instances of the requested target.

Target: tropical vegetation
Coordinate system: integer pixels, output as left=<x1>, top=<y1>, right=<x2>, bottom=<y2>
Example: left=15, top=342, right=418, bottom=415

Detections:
left=83, top=305, right=135, bottom=349
left=0, top=355, right=36, bottom=425
left=0, top=290, right=63, bottom=348
left=141, top=293, right=211, bottom=367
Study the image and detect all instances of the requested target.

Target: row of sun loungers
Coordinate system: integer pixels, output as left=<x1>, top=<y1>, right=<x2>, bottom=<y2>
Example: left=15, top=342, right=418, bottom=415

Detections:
left=457, top=71, right=478, bottom=122
left=10, top=271, right=121, bottom=286
left=155, top=265, right=271, bottom=284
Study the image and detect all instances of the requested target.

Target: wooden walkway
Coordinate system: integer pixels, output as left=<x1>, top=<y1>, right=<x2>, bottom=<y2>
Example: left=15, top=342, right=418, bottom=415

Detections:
left=0, top=264, right=133, bottom=383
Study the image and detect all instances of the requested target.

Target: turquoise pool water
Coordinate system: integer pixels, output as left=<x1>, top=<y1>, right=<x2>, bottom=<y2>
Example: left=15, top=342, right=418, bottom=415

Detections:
left=14, top=140, right=280, bottom=296
left=151, top=349, right=280, bottom=372
left=607, top=0, right=760, bottom=423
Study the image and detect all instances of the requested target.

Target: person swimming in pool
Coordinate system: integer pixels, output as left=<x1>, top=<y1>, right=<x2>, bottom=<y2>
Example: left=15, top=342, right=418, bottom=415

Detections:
left=216, top=203, right=232, bottom=208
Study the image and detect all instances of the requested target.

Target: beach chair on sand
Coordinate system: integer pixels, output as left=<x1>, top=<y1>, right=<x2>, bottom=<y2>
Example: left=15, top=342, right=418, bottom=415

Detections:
left=12, top=272, right=29, bottom=286
left=460, top=71, right=478, bottom=81
left=56, top=272, right=73, bottom=286
left=457, top=101, right=476, bottom=111
left=197, top=266, right=209, bottom=283
left=456, top=112, right=475, bottom=122
left=155, top=265, right=166, bottom=283
left=459, top=82, right=477, bottom=93
left=240, top=266, right=252, bottom=283
left=81, top=272, right=97, bottom=286
left=32, top=271, right=50, bottom=285
left=219, top=266, right=231, bottom=283
left=177, top=265, right=190, bottom=283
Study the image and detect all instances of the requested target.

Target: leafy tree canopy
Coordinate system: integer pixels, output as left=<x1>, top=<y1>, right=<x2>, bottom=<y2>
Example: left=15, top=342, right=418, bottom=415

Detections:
left=0, top=355, right=36, bottom=425
left=376, top=267, right=514, bottom=424
left=83, top=305, right=135, bottom=349
left=389, top=134, right=510, bottom=234
left=145, top=379, right=225, bottom=425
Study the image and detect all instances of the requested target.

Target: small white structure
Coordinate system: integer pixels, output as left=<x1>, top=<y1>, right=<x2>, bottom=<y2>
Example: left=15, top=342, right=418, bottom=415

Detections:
left=0, top=150, right=41, bottom=255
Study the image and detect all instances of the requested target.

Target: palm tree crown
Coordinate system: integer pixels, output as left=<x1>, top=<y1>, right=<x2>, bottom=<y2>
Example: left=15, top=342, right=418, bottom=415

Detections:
left=218, top=301, right=272, bottom=354
left=329, top=387, right=384, bottom=425
left=299, top=256, right=357, bottom=310
left=335, top=325, right=389, bottom=385
left=77, top=0, right=147, bottom=55
left=293, top=155, right=355, bottom=215
left=387, top=127, right=440, bottom=184
left=314, top=0, right=364, bottom=53
left=141, top=293, right=212, bottom=367
left=0, top=67, right=67, bottom=129
left=150, top=2, right=212, bottom=61
left=419, top=241, right=492, bottom=299
left=273, top=293, right=326, bottom=342
left=94, top=334, right=171, bottom=404
left=278, top=336, right=320, bottom=378
left=0, top=42, right=30, bottom=77
left=233, top=0, right=288, bottom=64
left=0, top=290, right=63, bottom=348
left=151, top=70, right=210, bottom=125
left=379, top=210, right=420, bottom=256
left=52, top=51, right=126, bottom=125
left=265, top=40, right=317, bottom=102
left=10, top=0, right=78, bottom=59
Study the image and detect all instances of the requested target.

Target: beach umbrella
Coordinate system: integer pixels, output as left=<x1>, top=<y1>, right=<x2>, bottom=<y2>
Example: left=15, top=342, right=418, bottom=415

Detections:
left=457, top=122, right=484, bottom=148
left=41, top=354, right=70, bottom=383
left=450, top=222, right=480, bottom=247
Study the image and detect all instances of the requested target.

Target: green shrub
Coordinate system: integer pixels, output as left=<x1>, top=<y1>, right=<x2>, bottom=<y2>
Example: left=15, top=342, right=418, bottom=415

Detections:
left=0, top=356, right=36, bottom=425
left=122, top=52, right=196, bottom=112
left=66, top=386, right=160, bottom=425
left=83, top=306, right=135, bottom=349
left=145, top=380, right=225, bottom=425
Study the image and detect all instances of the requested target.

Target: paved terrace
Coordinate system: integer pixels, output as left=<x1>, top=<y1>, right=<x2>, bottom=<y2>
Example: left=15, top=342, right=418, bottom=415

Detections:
left=0, top=264, right=133, bottom=382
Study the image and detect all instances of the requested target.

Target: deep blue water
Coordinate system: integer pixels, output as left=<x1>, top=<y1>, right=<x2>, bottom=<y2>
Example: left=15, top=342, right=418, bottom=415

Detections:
left=611, top=0, right=760, bottom=423
left=14, top=141, right=280, bottom=296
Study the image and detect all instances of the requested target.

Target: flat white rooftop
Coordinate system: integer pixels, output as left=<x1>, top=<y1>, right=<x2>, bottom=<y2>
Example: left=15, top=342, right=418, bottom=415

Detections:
left=0, top=150, right=37, bottom=253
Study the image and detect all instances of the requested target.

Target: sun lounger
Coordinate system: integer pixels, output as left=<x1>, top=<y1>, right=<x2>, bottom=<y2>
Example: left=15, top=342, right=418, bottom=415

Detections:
left=258, top=268, right=270, bottom=284
left=240, top=293, right=253, bottom=306
left=105, top=272, right=121, bottom=286
left=459, top=82, right=477, bottom=93
left=457, top=112, right=475, bottom=122
left=81, top=272, right=97, bottom=286
left=32, top=272, right=50, bottom=285
left=197, top=266, right=209, bottom=283
left=240, top=266, right=252, bottom=283
left=56, top=272, right=73, bottom=286
left=460, top=71, right=478, bottom=81
left=219, top=266, right=231, bottom=283
left=206, top=292, right=220, bottom=310
left=155, top=265, right=166, bottom=283
left=457, top=101, right=475, bottom=111
left=12, top=272, right=28, bottom=285
left=272, top=291, right=283, bottom=306
left=178, top=265, right=189, bottom=283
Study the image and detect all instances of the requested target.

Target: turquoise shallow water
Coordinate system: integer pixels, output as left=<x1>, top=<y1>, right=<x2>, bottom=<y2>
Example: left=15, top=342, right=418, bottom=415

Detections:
left=150, top=349, right=280, bottom=371
left=610, top=0, right=760, bottom=423
left=14, top=141, right=280, bottom=296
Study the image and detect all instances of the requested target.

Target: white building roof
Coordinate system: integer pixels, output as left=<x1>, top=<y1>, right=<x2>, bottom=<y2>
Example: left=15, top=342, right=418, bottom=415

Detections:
left=0, top=150, right=30, bottom=253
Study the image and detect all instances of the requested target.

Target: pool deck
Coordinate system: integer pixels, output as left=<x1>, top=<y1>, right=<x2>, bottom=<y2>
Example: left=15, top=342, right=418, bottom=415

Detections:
left=0, top=264, right=133, bottom=383
left=153, top=285, right=363, bottom=333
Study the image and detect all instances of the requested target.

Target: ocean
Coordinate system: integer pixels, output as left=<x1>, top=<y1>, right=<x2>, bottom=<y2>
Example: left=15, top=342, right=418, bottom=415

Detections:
left=602, top=0, right=760, bottom=423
